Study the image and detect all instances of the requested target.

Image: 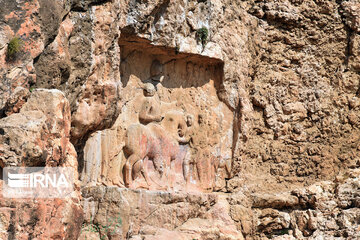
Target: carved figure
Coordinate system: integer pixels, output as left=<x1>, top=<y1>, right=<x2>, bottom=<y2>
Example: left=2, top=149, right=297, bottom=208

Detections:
left=144, top=60, right=164, bottom=89
left=139, top=83, right=162, bottom=125
left=123, top=110, right=188, bottom=188
left=188, top=113, right=219, bottom=190
left=182, top=115, right=194, bottom=184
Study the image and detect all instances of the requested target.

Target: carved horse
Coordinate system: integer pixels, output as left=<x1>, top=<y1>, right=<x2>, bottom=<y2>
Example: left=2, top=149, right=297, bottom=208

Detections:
left=123, top=111, right=187, bottom=188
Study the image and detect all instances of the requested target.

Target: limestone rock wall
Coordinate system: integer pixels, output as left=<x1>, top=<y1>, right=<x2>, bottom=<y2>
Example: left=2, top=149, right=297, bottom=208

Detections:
left=81, top=37, right=233, bottom=192
left=79, top=186, right=243, bottom=240
left=0, top=0, right=360, bottom=239
left=0, top=89, right=83, bottom=239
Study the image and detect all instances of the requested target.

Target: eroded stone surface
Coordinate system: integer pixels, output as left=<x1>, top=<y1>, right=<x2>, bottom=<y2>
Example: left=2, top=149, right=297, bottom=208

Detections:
left=79, top=186, right=243, bottom=240
left=0, top=89, right=83, bottom=239
left=1, top=0, right=360, bottom=239
left=0, top=0, right=69, bottom=115
left=0, top=195, right=83, bottom=240
left=0, top=89, right=72, bottom=167
left=228, top=169, right=360, bottom=239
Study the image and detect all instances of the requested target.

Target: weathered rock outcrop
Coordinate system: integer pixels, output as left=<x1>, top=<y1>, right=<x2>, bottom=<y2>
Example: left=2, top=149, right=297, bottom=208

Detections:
left=0, top=89, right=83, bottom=239
left=79, top=186, right=243, bottom=240
left=0, top=89, right=72, bottom=167
left=237, top=169, right=360, bottom=239
left=1, top=0, right=360, bottom=239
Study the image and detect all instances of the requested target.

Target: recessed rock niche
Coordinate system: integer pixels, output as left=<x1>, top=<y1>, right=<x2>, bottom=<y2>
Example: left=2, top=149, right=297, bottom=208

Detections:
left=80, top=35, right=233, bottom=192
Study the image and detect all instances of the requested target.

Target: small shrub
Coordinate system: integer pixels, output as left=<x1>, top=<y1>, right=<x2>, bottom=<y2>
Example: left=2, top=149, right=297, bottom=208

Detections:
left=7, top=36, right=23, bottom=60
left=196, top=27, right=208, bottom=47
left=81, top=214, right=122, bottom=240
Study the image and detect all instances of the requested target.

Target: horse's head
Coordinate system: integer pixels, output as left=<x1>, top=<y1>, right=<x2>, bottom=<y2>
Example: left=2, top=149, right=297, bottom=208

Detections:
left=161, top=110, right=187, bottom=142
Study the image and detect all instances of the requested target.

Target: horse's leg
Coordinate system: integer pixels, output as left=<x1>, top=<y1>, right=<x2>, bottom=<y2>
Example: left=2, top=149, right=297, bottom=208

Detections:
left=140, top=156, right=151, bottom=187
left=124, top=153, right=140, bottom=187
left=123, top=161, right=131, bottom=187
left=165, top=156, right=172, bottom=190
left=152, top=155, right=168, bottom=189
left=152, top=154, right=164, bottom=177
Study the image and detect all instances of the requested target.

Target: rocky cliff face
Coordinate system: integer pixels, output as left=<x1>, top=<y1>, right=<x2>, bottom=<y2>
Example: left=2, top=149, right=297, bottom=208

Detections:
left=1, top=0, right=360, bottom=239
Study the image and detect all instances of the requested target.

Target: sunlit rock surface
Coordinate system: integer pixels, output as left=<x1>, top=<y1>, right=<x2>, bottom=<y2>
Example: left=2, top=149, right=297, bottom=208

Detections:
left=1, top=0, right=360, bottom=239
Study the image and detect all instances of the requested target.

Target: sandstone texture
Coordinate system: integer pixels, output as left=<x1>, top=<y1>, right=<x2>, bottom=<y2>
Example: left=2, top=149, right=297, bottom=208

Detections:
left=1, top=0, right=360, bottom=239
left=79, top=186, right=243, bottom=240
left=0, top=89, right=82, bottom=239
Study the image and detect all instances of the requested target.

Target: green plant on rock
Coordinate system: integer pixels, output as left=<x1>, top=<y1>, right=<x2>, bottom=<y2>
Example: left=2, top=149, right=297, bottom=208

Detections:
left=81, top=214, right=122, bottom=240
left=7, top=36, right=23, bottom=60
left=196, top=27, right=208, bottom=48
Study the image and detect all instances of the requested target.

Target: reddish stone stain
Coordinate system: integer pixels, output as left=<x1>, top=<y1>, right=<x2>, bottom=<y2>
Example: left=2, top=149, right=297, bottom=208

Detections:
left=22, top=38, right=43, bottom=58
left=4, top=11, right=19, bottom=21
left=3, top=0, right=43, bottom=59
left=22, top=1, right=40, bottom=17
left=61, top=17, right=74, bottom=37
left=26, top=63, right=33, bottom=72
left=140, top=133, right=147, bottom=156
left=17, top=18, right=41, bottom=38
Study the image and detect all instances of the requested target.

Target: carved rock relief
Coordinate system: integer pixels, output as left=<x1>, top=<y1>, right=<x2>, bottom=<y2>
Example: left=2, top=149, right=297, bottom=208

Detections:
left=81, top=38, right=233, bottom=192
